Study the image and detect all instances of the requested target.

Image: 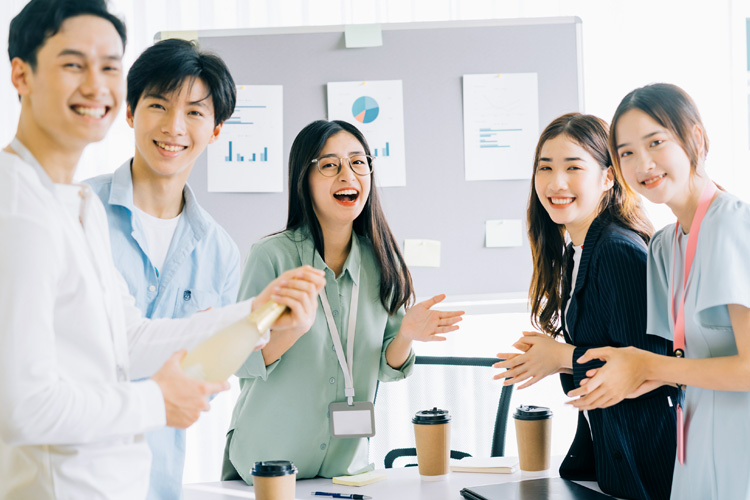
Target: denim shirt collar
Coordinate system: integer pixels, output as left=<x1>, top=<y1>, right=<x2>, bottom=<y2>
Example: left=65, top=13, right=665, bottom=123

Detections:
left=108, top=159, right=208, bottom=241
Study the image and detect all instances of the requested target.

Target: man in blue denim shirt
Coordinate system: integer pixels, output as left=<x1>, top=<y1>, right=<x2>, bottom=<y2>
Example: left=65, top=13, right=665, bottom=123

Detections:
left=87, top=39, right=239, bottom=499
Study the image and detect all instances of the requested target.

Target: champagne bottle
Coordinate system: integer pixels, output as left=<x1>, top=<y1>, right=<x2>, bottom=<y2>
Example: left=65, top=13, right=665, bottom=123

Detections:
left=181, top=301, right=287, bottom=382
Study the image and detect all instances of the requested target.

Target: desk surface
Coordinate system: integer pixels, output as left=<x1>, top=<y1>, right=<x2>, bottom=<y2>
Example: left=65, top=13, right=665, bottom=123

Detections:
left=183, top=458, right=610, bottom=500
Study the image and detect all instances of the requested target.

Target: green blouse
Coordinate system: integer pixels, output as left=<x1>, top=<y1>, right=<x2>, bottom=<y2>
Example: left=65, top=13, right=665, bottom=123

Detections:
left=223, top=227, right=415, bottom=484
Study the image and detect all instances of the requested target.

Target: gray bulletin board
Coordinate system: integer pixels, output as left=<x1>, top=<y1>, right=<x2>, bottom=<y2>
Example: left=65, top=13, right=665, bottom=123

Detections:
left=181, top=17, right=583, bottom=298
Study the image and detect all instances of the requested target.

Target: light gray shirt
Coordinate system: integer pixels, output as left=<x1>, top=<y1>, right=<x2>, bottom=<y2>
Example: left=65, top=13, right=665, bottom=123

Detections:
left=646, top=191, right=750, bottom=499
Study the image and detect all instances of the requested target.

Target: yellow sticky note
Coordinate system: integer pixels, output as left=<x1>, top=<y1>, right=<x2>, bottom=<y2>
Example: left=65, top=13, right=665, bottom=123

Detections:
left=344, top=24, right=383, bottom=48
left=332, top=470, right=387, bottom=486
left=485, top=219, right=522, bottom=248
left=403, top=239, right=441, bottom=268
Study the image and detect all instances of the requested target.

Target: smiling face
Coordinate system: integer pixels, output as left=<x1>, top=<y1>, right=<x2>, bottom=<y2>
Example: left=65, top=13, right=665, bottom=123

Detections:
left=127, top=77, right=221, bottom=181
left=14, top=15, right=124, bottom=150
left=614, top=108, right=695, bottom=207
left=308, top=131, right=372, bottom=231
left=534, top=134, right=614, bottom=244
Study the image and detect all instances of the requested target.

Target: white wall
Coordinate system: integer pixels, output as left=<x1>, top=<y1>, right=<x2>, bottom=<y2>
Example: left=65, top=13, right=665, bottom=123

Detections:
left=1, top=0, right=748, bottom=485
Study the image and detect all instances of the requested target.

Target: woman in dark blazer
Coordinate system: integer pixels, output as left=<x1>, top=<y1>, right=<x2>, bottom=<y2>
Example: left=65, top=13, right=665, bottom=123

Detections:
left=495, top=113, right=676, bottom=500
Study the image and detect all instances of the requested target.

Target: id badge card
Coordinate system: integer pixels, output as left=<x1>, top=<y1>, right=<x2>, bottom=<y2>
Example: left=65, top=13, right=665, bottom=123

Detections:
left=329, top=401, right=376, bottom=438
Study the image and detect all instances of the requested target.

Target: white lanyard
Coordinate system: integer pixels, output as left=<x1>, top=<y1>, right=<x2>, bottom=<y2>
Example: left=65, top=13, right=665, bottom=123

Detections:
left=319, top=267, right=360, bottom=406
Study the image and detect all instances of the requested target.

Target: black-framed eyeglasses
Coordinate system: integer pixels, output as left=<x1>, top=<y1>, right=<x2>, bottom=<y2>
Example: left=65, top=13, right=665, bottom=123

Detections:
left=311, top=154, right=374, bottom=177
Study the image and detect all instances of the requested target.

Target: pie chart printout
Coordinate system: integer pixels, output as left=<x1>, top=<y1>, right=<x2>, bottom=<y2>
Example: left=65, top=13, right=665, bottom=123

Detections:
left=327, top=80, right=405, bottom=187
left=352, top=96, right=380, bottom=124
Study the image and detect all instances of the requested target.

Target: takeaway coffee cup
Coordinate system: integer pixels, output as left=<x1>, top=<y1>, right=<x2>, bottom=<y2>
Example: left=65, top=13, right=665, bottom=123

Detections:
left=412, top=407, right=451, bottom=480
left=251, top=461, right=297, bottom=500
left=513, top=405, right=553, bottom=471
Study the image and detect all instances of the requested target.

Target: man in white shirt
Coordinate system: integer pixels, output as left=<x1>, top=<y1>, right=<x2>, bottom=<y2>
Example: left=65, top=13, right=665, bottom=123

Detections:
left=0, top=1, right=325, bottom=499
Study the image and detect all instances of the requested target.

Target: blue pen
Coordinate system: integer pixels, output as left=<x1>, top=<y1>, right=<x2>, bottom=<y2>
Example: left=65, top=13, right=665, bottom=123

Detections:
left=311, top=492, right=371, bottom=500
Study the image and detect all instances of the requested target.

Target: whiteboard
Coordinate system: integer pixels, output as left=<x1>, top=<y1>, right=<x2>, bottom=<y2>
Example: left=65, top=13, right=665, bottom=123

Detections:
left=177, top=17, right=583, bottom=298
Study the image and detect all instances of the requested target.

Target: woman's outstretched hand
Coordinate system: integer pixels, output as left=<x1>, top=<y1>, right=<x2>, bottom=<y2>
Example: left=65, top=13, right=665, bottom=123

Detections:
left=386, top=294, right=463, bottom=370
left=397, top=294, right=464, bottom=342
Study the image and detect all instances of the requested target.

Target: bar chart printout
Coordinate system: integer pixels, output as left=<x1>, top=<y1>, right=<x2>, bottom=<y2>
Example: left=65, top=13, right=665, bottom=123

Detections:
left=462, top=73, right=539, bottom=181
left=224, top=143, right=268, bottom=162
left=207, top=85, right=283, bottom=192
left=373, top=142, right=390, bottom=157
left=327, top=80, right=406, bottom=187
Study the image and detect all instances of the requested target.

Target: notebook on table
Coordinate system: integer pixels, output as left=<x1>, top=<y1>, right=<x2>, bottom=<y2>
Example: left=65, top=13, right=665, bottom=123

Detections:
left=451, top=456, right=518, bottom=474
left=460, top=477, right=615, bottom=500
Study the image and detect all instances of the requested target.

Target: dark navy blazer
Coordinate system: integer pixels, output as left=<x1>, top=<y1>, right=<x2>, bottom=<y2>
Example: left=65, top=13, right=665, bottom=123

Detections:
left=559, top=215, right=677, bottom=500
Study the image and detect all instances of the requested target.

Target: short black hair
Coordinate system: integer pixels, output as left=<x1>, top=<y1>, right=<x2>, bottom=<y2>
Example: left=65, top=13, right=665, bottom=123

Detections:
left=127, top=39, right=236, bottom=127
left=9, top=0, right=127, bottom=69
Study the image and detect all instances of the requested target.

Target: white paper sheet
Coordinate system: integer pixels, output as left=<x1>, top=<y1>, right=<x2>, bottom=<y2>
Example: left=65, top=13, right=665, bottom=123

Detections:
left=207, top=85, right=283, bottom=192
left=327, top=80, right=406, bottom=187
left=485, top=219, right=523, bottom=248
left=403, top=239, right=441, bottom=267
left=463, top=73, right=539, bottom=181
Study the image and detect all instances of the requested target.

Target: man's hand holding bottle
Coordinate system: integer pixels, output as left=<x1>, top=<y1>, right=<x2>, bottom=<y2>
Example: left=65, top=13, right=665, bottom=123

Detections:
left=153, top=265, right=326, bottom=428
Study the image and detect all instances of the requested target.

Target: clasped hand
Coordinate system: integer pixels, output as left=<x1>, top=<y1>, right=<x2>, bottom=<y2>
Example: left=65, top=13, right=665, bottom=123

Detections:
left=494, top=331, right=573, bottom=389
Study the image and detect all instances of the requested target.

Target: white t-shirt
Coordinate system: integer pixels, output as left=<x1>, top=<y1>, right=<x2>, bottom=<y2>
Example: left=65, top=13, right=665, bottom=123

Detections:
left=564, top=244, right=583, bottom=335
left=563, top=244, right=589, bottom=431
left=133, top=206, right=181, bottom=274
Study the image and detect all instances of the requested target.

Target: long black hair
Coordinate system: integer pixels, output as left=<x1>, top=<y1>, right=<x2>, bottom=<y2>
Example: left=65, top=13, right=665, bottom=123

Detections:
left=527, top=113, right=653, bottom=337
left=286, top=120, right=414, bottom=314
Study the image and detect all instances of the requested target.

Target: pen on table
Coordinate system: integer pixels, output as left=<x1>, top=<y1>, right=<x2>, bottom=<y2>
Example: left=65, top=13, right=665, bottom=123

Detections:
left=311, top=492, right=371, bottom=499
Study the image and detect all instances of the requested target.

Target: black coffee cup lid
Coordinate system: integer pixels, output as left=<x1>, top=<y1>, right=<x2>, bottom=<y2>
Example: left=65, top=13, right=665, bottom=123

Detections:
left=513, top=405, right=553, bottom=420
left=251, top=460, right=298, bottom=477
left=412, top=407, right=451, bottom=424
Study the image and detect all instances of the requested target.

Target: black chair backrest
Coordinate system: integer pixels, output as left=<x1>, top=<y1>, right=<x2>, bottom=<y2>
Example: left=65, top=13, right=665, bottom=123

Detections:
left=414, top=356, right=514, bottom=457
left=372, top=355, right=514, bottom=468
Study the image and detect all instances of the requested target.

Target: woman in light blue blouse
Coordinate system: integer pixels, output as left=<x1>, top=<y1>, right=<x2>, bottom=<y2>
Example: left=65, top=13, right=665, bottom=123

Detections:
left=222, top=120, right=463, bottom=484
left=568, top=83, right=750, bottom=499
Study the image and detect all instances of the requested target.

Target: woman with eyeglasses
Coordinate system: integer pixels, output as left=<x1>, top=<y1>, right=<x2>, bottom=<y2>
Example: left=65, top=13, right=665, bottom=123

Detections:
left=221, top=120, right=463, bottom=483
